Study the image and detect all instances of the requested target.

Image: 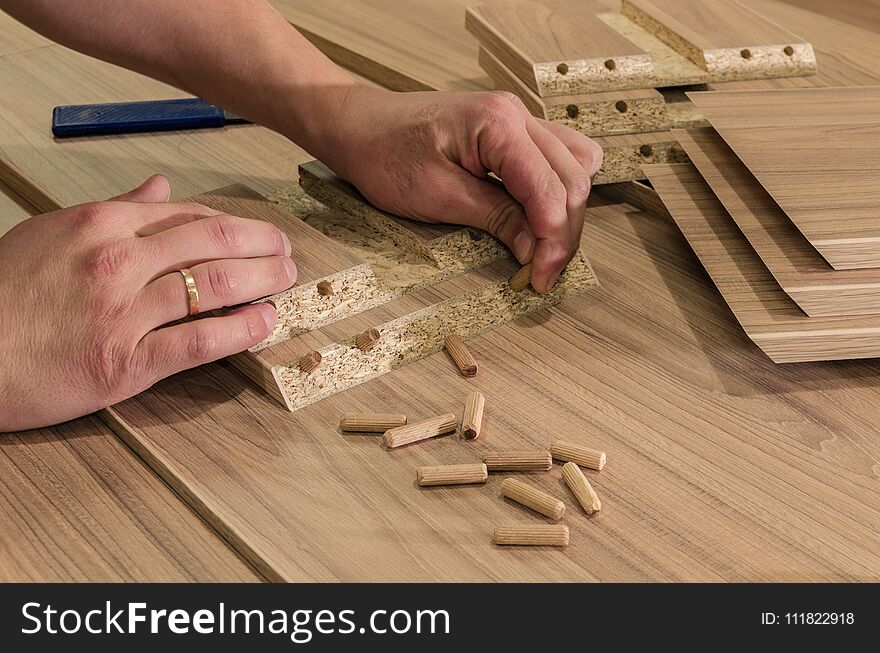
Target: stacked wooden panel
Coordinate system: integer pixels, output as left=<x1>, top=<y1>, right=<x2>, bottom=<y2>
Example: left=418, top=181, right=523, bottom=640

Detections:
left=464, top=0, right=818, bottom=182
left=645, top=86, right=880, bottom=363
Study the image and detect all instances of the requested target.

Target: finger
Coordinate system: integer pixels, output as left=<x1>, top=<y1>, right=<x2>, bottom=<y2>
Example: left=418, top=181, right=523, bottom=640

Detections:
left=133, top=303, right=277, bottom=384
left=109, top=174, right=171, bottom=203
left=139, top=214, right=292, bottom=278
left=539, top=119, right=604, bottom=177
left=138, top=255, right=297, bottom=329
left=526, top=120, right=590, bottom=291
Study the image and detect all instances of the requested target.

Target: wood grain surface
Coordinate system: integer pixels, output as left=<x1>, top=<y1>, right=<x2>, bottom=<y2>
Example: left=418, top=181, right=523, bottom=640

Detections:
left=106, top=185, right=880, bottom=580
left=0, top=43, right=312, bottom=208
left=0, top=416, right=259, bottom=581
left=0, top=10, right=50, bottom=57
left=776, top=0, right=880, bottom=34
left=676, top=127, right=880, bottom=317
left=0, top=187, right=28, bottom=236
left=689, top=86, right=880, bottom=269
left=647, top=163, right=880, bottom=363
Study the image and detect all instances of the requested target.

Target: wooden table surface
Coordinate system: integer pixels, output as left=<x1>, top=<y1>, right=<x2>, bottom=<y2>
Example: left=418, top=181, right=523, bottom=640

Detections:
left=1, top=1, right=879, bottom=582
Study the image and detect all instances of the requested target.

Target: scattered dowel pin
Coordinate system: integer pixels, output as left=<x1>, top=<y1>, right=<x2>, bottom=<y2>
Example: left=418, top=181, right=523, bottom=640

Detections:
left=551, top=440, right=606, bottom=471
left=561, top=462, right=601, bottom=515
left=462, top=391, right=485, bottom=440
left=384, top=413, right=458, bottom=449
left=444, top=334, right=478, bottom=377
left=494, top=524, right=569, bottom=547
left=508, top=263, right=532, bottom=292
left=297, top=351, right=322, bottom=374
left=417, top=463, right=488, bottom=486
left=355, top=328, right=381, bottom=352
left=483, top=450, right=552, bottom=472
left=316, top=280, right=334, bottom=296
left=500, top=477, right=565, bottom=521
left=340, top=413, right=407, bottom=432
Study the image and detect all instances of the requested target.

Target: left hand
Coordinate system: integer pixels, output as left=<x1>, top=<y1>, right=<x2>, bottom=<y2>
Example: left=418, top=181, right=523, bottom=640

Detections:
left=317, top=85, right=603, bottom=293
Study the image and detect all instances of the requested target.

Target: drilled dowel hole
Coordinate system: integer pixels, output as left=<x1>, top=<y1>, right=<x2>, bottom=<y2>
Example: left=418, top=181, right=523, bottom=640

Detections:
left=615, top=100, right=628, bottom=113
left=639, top=144, right=653, bottom=157
left=565, top=104, right=579, bottom=119
left=740, top=48, right=752, bottom=59
left=783, top=45, right=794, bottom=56
left=604, top=59, right=616, bottom=70
left=556, top=62, right=569, bottom=75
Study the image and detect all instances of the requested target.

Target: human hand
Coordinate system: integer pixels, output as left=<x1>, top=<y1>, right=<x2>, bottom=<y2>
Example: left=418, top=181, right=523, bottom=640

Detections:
left=0, top=176, right=297, bottom=432
left=319, top=85, right=603, bottom=292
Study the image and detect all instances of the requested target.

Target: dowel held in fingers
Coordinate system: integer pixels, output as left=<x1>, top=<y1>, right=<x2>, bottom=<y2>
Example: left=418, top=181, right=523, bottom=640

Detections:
left=462, top=391, right=485, bottom=440
left=444, top=333, right=478, bottom=376
left=562, top=462, right=602, bottom=515
left=340, top=413, right=407, bottom=432
left=500, top=477, right=565, bottom=521
left=508, top=263, right=532, bottom=292
left=483, top=450, right=552, bottom=472
left=494, top=524, right=569, bottom=547
left=384, top=413, right=458, bottom=449
left=417, top=463, right=488, bottom=486
left=551, top=440, right=606, bottom=471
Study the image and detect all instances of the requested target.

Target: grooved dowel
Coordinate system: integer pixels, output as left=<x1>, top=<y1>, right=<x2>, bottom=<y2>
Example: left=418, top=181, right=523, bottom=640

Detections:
left=500, top=477, right=566, bottom=521
left=551, top=440, right=606, bottom=471
left=462, top=391, right=485, bottom=440
left=562, top=462, right=602, bottom=515
left=340, top=413, right=407, bottom=432
left=444, top=333, right=478, bottom=376
left=508, top=263, right=532, bottom=292
left=494, top=524, right=569, bottom=547
left=355, top=327, right=381, bottom=352
left=298, top=351, right=322, bottom=374
left=417, top=463, right=488, bottom=486
left=483, top=450, right=552, bottom=472
left=384, top=413, right=458, bottom=449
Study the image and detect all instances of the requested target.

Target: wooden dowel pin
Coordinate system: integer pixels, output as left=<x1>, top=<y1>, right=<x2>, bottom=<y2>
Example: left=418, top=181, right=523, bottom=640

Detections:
left=297, top=351, right=322, bottom=374
left=355, top=327, right=381, bottom=352
left=340, top=413, right=407, bottom=432
left=508, top=263, right=532, bottom=292
left=562, top=462, right=602, bottom=515
left=494, top=524, right=569, bottom=547
left=316, top=280, right=334, bottom=296
left=462, top=391, right=485, bottom=440
left=417, top=463, right=488, bottom=486
left=444, top=333, right=477, bottom=377
left=483, top=450, right=552, bottom=472
left=551, top=440, right=606, bottom=471
left=384, top=413, right=457, bottom=449
left=500, top=477, right=565, bottom=521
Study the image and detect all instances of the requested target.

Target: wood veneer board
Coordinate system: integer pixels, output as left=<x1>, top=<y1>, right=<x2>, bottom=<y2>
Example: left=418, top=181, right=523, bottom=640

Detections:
left=647, top=163, right=880, bottom=363
left=621, top=0, right=817, bottom=81
left=0, top=44, right=314, bottom=207
left=688, top=86, right=880, bottom=270
left=466, top=0, right=657, bottom=96
left=0, top=188, right=29, bottom=236
left=271, top=0, right=490, bottom=92
left=108, top=196, right=880, bottom=581
left=0, top=10, right=50, bottom=57
left=776, top=0, right=880, bottom=36
left=0, top=415, right=259, bottom=581
left=676, top=127, right=880, bottom=317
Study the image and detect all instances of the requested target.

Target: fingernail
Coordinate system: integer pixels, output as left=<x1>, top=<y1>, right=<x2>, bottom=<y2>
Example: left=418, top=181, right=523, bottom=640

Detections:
left=282, top=256, right=297, bottom=280
left=257, top=301, right=278, bottom=330
left=545, top=270, right=561, bottom=292
left=513, top=230, right=536, bottom=264
left=281, top=232, right=292, bottom=257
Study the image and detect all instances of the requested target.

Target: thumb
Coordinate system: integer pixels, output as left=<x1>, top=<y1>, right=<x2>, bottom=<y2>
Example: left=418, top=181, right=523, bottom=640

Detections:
left=433, top=168, right=536, bottom=264
left=109, top=174, right=171, bottom=203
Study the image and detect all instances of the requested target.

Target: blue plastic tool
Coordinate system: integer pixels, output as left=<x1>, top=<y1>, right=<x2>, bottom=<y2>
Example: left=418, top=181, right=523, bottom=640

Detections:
left=51, top=98, right=247, bottom=138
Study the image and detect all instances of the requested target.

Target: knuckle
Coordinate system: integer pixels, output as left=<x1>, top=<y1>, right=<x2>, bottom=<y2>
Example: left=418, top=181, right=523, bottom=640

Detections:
left=206, top=264, right=239, bottom=300
left=81, top=239, right=135, bottom=279
left=71, top=202, right=109, bottom=231
left=567, top=169, right=592, bottom=204
left=206, top=215, right=244, bottom=252
left=484, top=198, right=523, bottom=238
left=84, top=332, right=135, bottom=401
left=187, top=325, right=218, bottom=364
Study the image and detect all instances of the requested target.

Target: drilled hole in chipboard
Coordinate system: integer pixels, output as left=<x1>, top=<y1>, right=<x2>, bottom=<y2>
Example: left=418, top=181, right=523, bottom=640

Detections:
left=639, top=144, right=653, bottom=157
left=556, top=62, right=569, bottom=75
left=740, top=48, right=752, bottom=59
left=615, top=100, right=628, bottom=113
left=783, top=45, right=794, bottom=56
left=566, top=104, right=579, bottom=118
left=604, top=59, right=616, bottom=70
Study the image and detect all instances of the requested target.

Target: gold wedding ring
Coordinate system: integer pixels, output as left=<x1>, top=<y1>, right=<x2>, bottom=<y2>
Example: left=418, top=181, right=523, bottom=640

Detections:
left=179, top=268, right=199, bottom=317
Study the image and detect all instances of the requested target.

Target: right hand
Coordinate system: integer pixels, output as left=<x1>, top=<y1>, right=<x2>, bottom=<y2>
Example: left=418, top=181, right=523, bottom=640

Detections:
left=0, top=175, right=297, bottom=432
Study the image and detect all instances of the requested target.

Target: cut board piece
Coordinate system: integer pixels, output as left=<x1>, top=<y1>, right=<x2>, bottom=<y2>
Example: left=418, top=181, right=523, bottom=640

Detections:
left=107, top=194, right=880, bottom=582
left=676, top=127, right=880, bottom=317
left=646, top=163, right=880, bottom=363
left=466, top=1, right=657, bottom=96
left=689, top=86, right=880, bottom=269
left=596, top=131, right=689, bottom=184
left=621, top=0, right=817, bottom=81
left=479, top=44, right=708, bottom=135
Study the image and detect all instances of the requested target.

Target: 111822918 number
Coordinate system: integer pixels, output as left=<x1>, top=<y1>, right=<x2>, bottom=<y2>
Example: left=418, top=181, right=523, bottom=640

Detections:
left=785, top=613, right=854, bottom=625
